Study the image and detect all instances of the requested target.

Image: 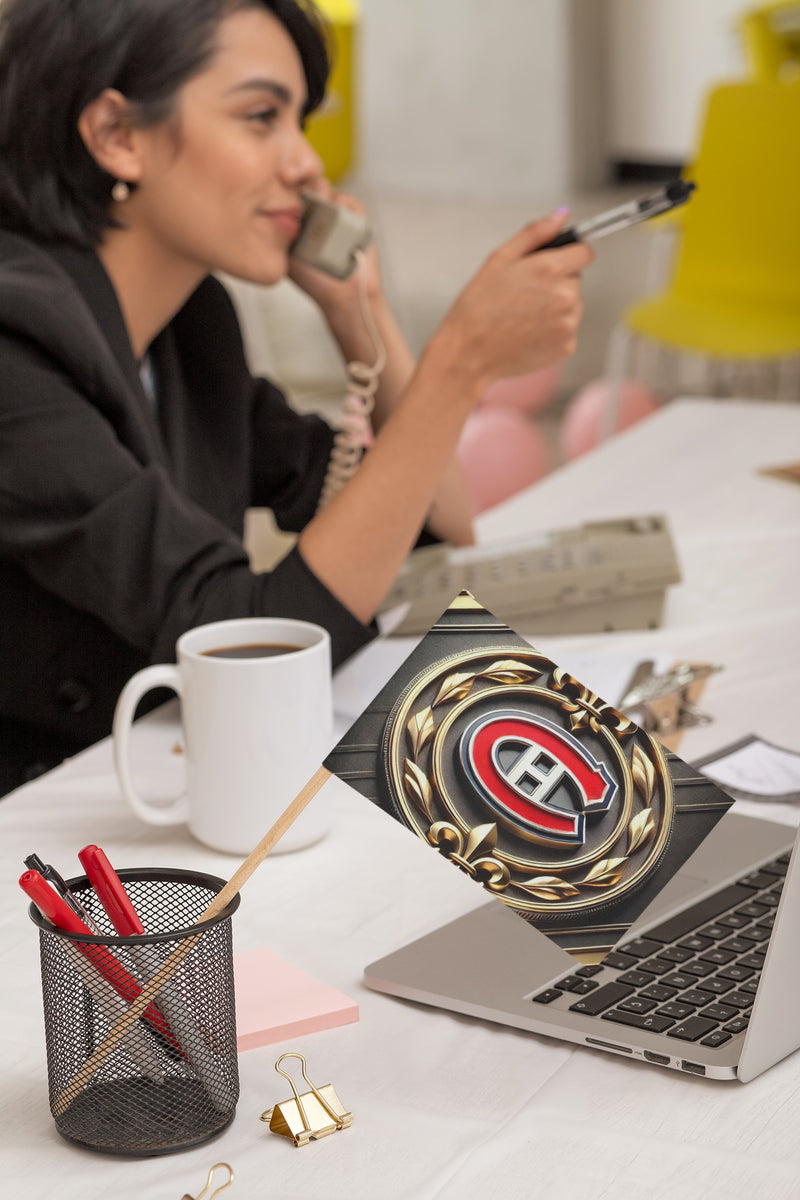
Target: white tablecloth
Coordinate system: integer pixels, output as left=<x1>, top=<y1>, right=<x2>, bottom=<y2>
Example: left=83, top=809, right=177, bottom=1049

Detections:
left=3, top=400, right=800, bottom=1199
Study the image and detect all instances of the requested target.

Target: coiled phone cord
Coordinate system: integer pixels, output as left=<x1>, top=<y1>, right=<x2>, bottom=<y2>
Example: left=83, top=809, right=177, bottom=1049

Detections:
left=316, top=250, right=386, bottom=512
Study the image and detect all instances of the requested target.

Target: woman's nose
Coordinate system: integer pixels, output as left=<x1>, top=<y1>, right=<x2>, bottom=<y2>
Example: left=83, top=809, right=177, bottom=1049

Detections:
left=280, top=129, right=325, bottom=190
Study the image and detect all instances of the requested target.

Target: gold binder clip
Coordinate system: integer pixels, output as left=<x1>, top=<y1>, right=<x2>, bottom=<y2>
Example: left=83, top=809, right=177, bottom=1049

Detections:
left=260, top=1052, right=353, bottom=1147
left=181, top=1162, right=234, bottom=1200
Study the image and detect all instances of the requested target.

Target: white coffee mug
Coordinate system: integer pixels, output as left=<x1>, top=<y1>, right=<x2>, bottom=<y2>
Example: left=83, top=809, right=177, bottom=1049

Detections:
left=113, top=617, right=333, bottom=854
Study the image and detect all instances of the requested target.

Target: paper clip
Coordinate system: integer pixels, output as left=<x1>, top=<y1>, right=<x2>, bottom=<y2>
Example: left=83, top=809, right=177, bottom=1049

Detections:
left=181, top=1162, right=234, bottom=1200
left=260, top=1052, right=353, bottom=1147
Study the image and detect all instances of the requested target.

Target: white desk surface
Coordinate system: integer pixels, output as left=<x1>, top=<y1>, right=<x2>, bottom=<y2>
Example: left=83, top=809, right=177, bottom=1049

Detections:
left=3, top=399, right=800, bottom=1199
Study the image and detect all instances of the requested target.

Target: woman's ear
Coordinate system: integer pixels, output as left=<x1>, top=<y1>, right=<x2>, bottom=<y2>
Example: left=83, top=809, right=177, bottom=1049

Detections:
left=77, top=89, right=142, bottom=185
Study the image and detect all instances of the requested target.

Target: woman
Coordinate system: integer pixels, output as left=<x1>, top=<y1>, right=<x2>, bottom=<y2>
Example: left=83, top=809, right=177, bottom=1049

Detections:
left=0, top=0, right=592, bottom=792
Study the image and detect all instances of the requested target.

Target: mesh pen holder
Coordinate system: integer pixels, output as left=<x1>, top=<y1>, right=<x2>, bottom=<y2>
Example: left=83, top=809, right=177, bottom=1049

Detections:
left=30, top=868, right=240, bottom=1157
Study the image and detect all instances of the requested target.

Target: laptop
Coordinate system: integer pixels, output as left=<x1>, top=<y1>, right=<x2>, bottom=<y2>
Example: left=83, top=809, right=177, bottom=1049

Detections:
left=365, top=809, right=800, bottom=1082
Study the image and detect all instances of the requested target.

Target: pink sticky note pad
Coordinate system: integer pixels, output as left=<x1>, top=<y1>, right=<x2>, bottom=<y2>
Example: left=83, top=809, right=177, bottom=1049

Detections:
left=233, top=946, right=359, bottom=1052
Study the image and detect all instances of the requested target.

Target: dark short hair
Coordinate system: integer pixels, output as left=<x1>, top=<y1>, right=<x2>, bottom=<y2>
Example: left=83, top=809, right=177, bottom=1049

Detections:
left=0, top=0, right=329, bottom=247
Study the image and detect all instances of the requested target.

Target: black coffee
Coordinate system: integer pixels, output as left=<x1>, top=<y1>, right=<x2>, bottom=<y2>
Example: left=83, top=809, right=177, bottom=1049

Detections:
left=203, top=643, right=302, bottom=659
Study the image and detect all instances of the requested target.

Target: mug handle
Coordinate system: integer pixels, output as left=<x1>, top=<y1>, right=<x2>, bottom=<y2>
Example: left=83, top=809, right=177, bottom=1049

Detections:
left=112, top=664, right=189, bottom=826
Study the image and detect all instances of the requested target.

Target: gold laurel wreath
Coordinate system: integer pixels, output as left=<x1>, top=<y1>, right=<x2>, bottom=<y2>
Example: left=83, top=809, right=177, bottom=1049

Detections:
left=401, top=661, right=657, bottom=902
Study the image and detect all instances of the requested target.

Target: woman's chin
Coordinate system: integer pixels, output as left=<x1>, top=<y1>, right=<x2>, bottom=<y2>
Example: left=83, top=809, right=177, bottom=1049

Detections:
left=219, top=250, right=289, bottom=289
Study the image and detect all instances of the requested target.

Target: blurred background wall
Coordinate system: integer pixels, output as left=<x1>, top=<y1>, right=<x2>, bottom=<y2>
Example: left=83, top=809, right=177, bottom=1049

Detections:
left=355, top=0, right=748, bottom=201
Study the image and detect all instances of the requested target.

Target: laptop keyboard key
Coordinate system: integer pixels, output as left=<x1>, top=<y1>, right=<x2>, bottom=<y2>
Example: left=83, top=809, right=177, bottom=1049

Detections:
left=739, top=952, right=766, bottom=969
left=618, top=996, right=657, bottom=1014
left=723, top=1016, right=749, bottom=1033
left=701, top=1030, right=732, bottom=1048
left=576, top=964, right=603, bottom=977
left=700, top=1003, right=738, bottom=1022
left=555, top=975, right=589, bottom=991
left=618, top=969, right=653, bottom=988
left=739, top=871, right=779, bottom=889
left=637, top=958, right=674, bottom=976
left=656, top=1002, right=694, bottom=1021
left=567, top=980, right=600, bottom=994
left=662, top=972, right=696, bottom=990
left=717, top=913, right=751, bottom=929
left=682, top=960, right=717, bottom=977
left=603, top=951, right=639, bottom=970
left=697, top=924, right=729, bottom=941
left=568, top=982, right=634, bottom=1014
left=716, top=964, right=754, bottom=983
left=721, top=991, right=753, bottom=1009
left=696, top=977, right=734, bottom=995
left=720, top=936, right=755, bottom=954
left=678, top=934, right=713, bottom=952
left=655, top=945, right=694, bottom=963
left=731, top=929, right=763, bottom=945
left=677, top=989, right=711, bottom=1007
left=640, top=983, right=678, bottom=1002
left=667, top=1016, right=719, bottom=1041
left=699, top=947, right=736, bottom=965
left=602, top=1009, right=674, bottom=1033
left=532, top=989, right=561, bottom=1004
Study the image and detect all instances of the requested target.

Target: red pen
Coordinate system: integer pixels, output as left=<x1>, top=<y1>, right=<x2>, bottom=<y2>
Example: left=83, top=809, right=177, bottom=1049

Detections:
left=77, top=848, right=221, bottom=1083
left=78, top=845, right=144, bottom=936
left=19, top=869, right=180, bottom=1053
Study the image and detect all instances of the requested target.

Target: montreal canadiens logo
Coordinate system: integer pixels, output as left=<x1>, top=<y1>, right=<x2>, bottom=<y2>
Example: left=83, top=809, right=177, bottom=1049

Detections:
left=460, top=710, right=617, bottom=846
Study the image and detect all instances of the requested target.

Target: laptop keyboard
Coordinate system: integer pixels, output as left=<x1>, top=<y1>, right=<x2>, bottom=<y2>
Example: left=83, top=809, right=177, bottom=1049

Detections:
left=532, top=851, right=791, bottom=1049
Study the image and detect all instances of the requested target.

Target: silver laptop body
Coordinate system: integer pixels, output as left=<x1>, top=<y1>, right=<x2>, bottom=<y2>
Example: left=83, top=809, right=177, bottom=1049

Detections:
left=365, top=812, right=800, bottom=1082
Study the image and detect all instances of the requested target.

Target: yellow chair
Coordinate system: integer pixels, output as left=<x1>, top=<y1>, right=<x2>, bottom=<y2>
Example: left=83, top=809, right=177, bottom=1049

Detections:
left=304, top=0, right=358, bottom=182
left=603, top=80, right=800, bottom=434
left=739, top=1, right=800, bottom=83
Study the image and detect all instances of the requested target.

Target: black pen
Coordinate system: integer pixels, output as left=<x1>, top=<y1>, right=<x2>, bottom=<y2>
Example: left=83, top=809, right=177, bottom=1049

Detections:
left=24, top=851, right=102, bottom=933
left=538, top=179, right=697, bottom=250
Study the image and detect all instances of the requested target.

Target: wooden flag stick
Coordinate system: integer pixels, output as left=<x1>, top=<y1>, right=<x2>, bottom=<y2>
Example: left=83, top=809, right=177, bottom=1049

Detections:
left=53, top=764, right=332, bottom=1117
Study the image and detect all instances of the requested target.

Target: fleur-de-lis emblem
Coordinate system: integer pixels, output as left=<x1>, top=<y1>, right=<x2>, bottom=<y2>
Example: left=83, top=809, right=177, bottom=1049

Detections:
left=551, top=668, right=634, bottom=737
left=427, top=821, right=511, bottom=891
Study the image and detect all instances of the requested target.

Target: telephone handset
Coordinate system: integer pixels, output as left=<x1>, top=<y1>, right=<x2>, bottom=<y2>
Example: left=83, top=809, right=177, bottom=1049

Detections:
left=290, top=192, right=372, bottom=279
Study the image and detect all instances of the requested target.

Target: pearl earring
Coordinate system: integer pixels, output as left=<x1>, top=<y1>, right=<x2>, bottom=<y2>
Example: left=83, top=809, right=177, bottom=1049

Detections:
left=111, top=180, right=130, bottom=203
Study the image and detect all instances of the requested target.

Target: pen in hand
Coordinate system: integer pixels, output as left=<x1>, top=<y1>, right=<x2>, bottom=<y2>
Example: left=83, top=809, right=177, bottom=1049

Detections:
left=536, top=180, right=697, bottom=251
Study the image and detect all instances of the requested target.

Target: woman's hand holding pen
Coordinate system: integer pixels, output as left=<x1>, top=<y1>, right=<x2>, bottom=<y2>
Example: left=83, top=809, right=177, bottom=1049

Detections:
left=431, top=210, right=594, bottom=394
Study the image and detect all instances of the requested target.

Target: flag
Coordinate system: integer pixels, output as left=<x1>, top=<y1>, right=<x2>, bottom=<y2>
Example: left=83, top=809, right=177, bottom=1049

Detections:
left=325, top=592, right=732, bottom=962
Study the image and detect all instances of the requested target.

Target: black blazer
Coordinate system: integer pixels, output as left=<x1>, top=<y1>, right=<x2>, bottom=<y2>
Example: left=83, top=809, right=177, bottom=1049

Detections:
left=0, top=232, right=374, bottom=791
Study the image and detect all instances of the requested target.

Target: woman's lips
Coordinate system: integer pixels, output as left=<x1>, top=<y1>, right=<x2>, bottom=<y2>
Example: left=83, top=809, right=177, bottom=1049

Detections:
left=263, top=210, right=302, bottom=240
